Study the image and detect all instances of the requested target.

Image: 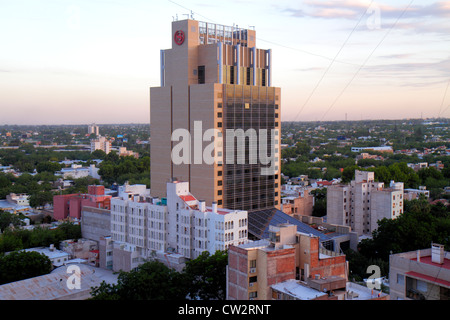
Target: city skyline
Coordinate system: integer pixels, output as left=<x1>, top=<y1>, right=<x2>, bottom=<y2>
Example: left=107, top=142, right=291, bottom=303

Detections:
left=1, top=0, right=450, bottom=125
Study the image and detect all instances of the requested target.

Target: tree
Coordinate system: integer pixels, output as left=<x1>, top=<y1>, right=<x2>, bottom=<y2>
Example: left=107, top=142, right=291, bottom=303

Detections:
left=29, top=190, right=54, bottom=208
left=183, top=250, right=228, bottom=300
left=311, top=188, right=327, bottom=217
left=36, top=161, right=62, bottom=174
left=342, top=165, right=358, bottom=183
left=0, top=211, right=24, bottom=232
left=0, top=250, right=52, bottom=285
left=91, top=149, right=107, bottom=160
left=90, top=260, right=188, bottom=300
left=358, top=198, right=450, bottom=261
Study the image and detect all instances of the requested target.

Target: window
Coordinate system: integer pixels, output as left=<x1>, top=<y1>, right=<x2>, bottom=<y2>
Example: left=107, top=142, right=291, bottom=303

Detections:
left=417, top=280, right=427, bottom=292
left=230, top=66, right=235, bottom=84
left=397, top=274, right=404, bottom=285
left=198, top=66, right=205, bottom=84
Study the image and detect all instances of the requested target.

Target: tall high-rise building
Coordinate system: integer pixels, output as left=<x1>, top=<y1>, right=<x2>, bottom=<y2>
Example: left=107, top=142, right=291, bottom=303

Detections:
left=150, top=19, right=281, bottom=212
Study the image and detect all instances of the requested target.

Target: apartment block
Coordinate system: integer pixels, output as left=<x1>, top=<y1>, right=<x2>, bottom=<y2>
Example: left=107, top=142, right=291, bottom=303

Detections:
left=389, top=243, right=450, bottom=300
left=227, top=223, right=347, bottom=300
left=110, top=181, right=248, bottom=272
left=88, top=123, right=99, bottom=136
left=53, top=185, right=111, bottom=220
left=150, top=19, right=281, bottom=212
left=327, top=170, right=404, bottom=236
left=90, top=135, right=111, bottom=154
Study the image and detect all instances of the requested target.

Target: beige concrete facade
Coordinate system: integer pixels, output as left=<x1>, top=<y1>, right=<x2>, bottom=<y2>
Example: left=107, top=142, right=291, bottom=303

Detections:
left=150, top=19, right=280, bottom=212
left=389, top=244, right=450, bottom=300
left=327, top=170, right=404, bottom=236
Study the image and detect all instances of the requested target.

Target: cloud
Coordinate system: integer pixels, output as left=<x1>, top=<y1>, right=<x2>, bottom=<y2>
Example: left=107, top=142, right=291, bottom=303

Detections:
left=359, top=57, right=450, bottom=84
left=283, top=1, right=450, bottom=20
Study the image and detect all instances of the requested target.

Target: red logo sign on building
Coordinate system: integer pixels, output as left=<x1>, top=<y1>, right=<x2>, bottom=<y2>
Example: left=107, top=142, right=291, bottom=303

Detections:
left=174, top=30, right=185, bottom=46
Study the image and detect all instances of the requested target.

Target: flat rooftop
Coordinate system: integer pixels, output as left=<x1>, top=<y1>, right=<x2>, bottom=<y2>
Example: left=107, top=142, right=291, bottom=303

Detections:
left=272, top=279, right=327, bottom=300
left=410, top=255, right=450, bottom=270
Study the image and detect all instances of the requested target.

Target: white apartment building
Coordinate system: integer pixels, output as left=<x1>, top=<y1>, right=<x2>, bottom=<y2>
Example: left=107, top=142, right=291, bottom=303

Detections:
left=90, top=136, right=111, bottom=154
left=110, top=181, right=248, bottom=271
left=327, top=170, right=404, bottom=236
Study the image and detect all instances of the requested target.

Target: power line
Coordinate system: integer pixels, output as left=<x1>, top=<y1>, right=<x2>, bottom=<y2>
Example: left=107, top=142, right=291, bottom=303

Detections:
left=258, top=38, right=360, bottom=67
left=168, top=0, right=360, bottom=67
left=437, top=80, right=450, bottom=118
left=292, top=0, right=375, bottom=122
left=320, top=0, right=415, bottom=121
left=168, top=0, right=217, bottom=23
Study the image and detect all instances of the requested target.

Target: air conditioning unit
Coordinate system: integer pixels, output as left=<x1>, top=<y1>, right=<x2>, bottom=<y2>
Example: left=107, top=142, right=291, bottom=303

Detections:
left=250, top=268, right=256, bottom=273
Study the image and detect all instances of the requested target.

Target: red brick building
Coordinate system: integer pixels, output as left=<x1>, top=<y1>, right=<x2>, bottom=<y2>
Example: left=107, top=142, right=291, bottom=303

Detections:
left=227, top=224, right=348, bottom=300
left=53, top=185, right=111, bottom=220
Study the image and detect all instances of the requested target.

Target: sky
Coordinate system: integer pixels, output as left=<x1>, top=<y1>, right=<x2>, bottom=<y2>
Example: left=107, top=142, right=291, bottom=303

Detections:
left=0, top=0, right=449, bottom=125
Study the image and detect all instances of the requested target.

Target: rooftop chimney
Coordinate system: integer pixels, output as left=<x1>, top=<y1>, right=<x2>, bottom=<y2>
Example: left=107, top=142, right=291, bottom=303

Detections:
left=199, top=200, right=206, bottom=212
left=431, top=243, right=444, bottom=264
left=212, top=201, right=217, bottom=213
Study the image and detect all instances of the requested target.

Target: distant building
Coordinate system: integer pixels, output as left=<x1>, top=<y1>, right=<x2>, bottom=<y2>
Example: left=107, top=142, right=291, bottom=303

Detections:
left=118, top=146, right=139, bottom=159
left=53, top=185, right=111, bottom=220
left=24, top=245, right=70, bottom=267
left=404, top=186, right=430, bottom=200
left=6, top=193, right=30, bottom=206
left=390, top=243, right=450, bottom=300
left=88, top=123, right=99, bottom=136
left=90, top=136, right=111, bottom=154
left=56, top=163, right=100, bottom=180
left=351, top=146, right=393, bottom=153
left=327, top=170, right=404, bottom=236
left=60, top=239, right=99, bottom=267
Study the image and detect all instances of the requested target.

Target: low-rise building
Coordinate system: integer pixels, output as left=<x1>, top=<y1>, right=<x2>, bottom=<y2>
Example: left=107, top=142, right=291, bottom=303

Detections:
left=53, top=185, right=111, bottom=220
left=389, top=243, right=450, bottom=300
left=404, top=186, right=430, bottom=200
left=281, top=189, right=314, bottom=217
left=0, top=263, right=118, bottom=300
left=227, top=223, right=348, bottom=300
left=24, top=245, right=70, bottom=268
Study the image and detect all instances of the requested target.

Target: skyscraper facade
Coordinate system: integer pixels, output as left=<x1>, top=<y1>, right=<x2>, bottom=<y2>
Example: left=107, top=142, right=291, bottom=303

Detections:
left=150, top=19, right=281, bottom=212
